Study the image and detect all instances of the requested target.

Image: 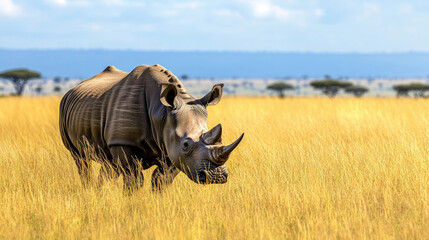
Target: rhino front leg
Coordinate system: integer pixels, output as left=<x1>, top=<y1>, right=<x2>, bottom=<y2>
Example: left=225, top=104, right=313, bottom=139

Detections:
left=109, top=146, right=144, bottom=192
left=73, top=156, right=92, bottom=187
left=97, top=163, right=119, bottom=187
left=151, top=165, right=179, bottom=192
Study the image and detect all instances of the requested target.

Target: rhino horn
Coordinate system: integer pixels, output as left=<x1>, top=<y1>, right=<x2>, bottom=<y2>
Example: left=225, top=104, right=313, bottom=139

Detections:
left=210, top=133, right=244, bottom=165
left=202, top=124, right=222, bottom=145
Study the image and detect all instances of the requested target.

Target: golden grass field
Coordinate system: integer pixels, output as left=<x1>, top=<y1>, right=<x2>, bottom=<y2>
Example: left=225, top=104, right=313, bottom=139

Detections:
left=1, top=96, right=429, bottom=239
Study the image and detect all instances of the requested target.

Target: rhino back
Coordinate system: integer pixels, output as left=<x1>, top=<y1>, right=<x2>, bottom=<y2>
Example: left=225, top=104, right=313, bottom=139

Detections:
left=60, top=64, right=192, bottom=159
left=60, top=65, right=130, bottom=155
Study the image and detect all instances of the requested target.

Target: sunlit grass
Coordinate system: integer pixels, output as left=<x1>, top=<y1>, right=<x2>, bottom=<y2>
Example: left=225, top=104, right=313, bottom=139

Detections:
left=1, top=96, right=429, bottom=239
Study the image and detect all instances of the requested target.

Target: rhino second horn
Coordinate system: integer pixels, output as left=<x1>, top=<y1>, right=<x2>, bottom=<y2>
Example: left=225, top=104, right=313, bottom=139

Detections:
left=210, top=133, right=244, bottom=165
left=202, top=124, right=222, bottom=145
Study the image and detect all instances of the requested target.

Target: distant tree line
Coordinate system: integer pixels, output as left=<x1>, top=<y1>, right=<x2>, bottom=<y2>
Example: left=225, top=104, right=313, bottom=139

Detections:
left=267, top=77, right=429, bottom=98
left=2, top=67, right=429, bottom=98
left=267, top=78, right=369, bottom=98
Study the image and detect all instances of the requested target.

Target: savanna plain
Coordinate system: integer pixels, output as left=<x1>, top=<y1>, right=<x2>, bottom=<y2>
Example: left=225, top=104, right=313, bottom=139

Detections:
left=1, top=97, right=429, bottom=239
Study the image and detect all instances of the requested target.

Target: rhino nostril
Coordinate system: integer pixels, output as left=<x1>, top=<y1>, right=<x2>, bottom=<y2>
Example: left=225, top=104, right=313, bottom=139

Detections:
left=198, top=171, right=206, bottom=184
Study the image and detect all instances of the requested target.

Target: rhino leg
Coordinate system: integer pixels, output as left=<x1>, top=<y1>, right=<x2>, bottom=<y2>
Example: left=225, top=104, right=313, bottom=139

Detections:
left=73, top=155, right=92, bottom=187
left=109, top=146, right=144, bottom=192
left=97, top=163, right=120, bottom=187
left=151, top=164, right=179, bottom=192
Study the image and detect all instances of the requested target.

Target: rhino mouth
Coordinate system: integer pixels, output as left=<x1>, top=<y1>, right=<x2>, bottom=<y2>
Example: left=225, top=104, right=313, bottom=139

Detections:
left=196, top=166, right=228, bottom=184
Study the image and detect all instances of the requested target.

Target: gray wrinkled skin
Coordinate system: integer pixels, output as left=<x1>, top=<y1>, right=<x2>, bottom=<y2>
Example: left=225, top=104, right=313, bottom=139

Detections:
left=59, top=64, right=244, bottom=191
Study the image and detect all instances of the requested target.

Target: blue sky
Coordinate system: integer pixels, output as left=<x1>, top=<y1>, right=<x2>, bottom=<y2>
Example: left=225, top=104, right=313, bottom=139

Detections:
left=0, top=0, right=428, bottom=52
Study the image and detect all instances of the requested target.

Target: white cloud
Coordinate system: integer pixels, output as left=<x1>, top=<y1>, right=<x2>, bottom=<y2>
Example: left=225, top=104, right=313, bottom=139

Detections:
left=213, top=9, right=242, bottom=18
left=355, top=3, right=380, bottom=22
left=159, top=9, right=180, bottom=17
left=250, top=0, right=291, bottom=20
left=244, top=0, right=313, bottom=25
left=398, top=5, right=413, bottom=15
left=178, top=1, right=200, bottom=10
left=46, top=0, right=67, bottom=6
left=104, top=0, right=123, bottom=6
left=251, top=1, right=271, bottom=18
left=170, top=1, right=201, bottom=11
left=45, top=0, right=95, bottom=7
left=99, top=0, right=144, bottom=7
left=0, top=0, right=21, bottom=17
left=89, top=23, right=102, bottom=31
left=158, top=1, right=202, bottom=17
left=314, top=9, right=324, bottom=18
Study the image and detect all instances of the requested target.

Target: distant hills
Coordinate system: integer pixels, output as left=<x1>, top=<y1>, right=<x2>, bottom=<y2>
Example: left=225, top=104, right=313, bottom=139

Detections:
left=1, top=49, right=429, bottom=79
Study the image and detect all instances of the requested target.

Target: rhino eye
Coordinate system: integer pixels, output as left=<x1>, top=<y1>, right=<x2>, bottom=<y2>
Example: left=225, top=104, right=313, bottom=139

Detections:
left=182, top=138, right=193, bottom=153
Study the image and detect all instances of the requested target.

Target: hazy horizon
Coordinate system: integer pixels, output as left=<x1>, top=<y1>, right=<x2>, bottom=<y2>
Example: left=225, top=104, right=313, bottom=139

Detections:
left=2, top=49, right=429, bottom=79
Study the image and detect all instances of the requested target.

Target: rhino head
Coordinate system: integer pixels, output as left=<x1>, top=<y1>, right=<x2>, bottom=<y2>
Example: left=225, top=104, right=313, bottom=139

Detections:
left=160, top=83, right=244, bottom=184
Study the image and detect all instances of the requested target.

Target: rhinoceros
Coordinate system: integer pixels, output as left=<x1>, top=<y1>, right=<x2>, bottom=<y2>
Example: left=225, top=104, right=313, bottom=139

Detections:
left=59, top=64, right=244, bottom=191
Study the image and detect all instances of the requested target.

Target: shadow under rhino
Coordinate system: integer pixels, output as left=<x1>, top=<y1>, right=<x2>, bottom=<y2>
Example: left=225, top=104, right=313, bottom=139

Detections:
left=59, top=64, right=244, bottom=191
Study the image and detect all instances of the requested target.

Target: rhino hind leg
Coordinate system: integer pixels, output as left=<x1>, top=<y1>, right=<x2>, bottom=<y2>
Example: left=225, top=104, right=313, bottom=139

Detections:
left=151, top=165, right=179, bottom=192
left=109, top=146, right=145, bottom=192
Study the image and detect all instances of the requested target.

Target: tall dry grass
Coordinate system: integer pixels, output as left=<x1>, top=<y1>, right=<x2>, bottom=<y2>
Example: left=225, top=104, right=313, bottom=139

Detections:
left=1, top=96, right=429, bottom=239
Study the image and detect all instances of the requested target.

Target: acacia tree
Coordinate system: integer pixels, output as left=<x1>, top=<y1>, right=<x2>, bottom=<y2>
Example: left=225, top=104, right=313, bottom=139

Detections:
left=180, top=74, right=189, bottom=80
left=0, top=69, right=41, bottom=96
left=34, top=85, right=43, bottom=95
left=407, top=83, right=429, bottom=97
left=310, top=80, right=352, bottom=97
left=53, top=85, right=62, bottom=94
left=266, top=82, right=294, bottom=98
left=393, top=85, right=409, bottom=97
left=393, top=83, right=429, bottom=98
left=344, top=85, right=369, bottom=97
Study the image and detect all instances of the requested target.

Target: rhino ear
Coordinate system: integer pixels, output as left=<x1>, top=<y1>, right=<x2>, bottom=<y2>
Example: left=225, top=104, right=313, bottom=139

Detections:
left=160, top=84, right=178, bottom=108
left=201, top=84, right=223, bottom=106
